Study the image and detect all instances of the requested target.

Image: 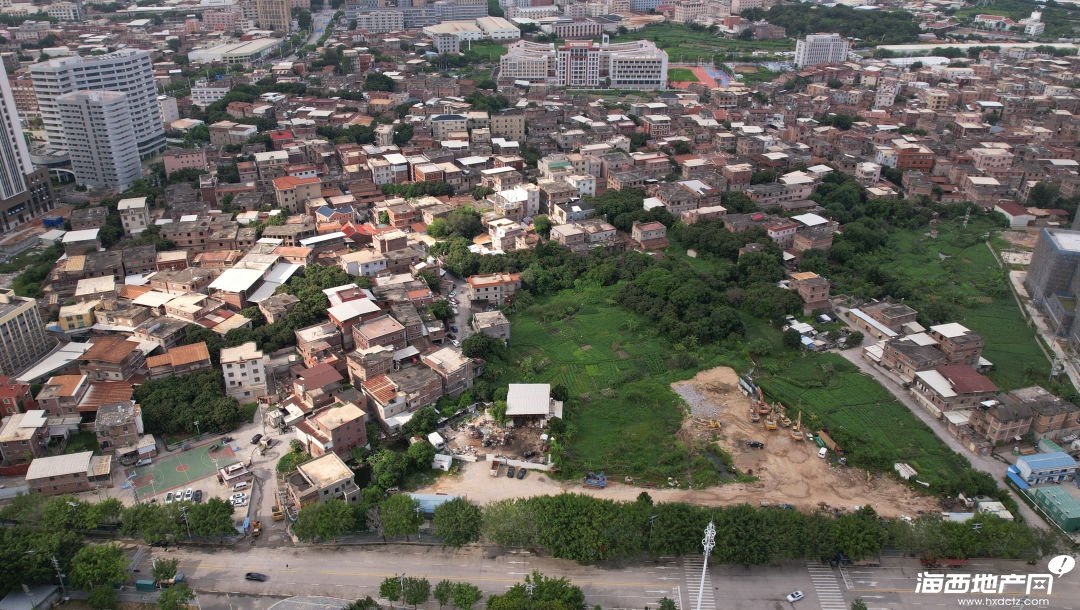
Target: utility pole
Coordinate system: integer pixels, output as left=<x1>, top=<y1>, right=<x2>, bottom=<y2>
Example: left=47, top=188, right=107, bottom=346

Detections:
left=695, top=521, right=716, bottom=610
left=50, top=555, right=67, bottom=599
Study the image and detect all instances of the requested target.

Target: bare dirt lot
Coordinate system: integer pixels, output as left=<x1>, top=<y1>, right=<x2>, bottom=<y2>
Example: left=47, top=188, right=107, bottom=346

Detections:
left=420, top=367, right=938, bottom=518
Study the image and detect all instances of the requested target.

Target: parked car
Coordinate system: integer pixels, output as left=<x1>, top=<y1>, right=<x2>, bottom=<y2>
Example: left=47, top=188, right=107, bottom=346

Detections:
left=450, top=325, right=458, bottom=333
left=786, top=591, right=804, bottom=603
left=451, top=339, right=460, bottom=347
left=222, top=436, right=233, bottom=443
left=245, top=573, right=267, bottom=582
left=183, top=488, right=193, bottom=501
left=516, top=468, right=527, bottom=480
left=164, top=492, right=174, bottom=504
left=135, top=458, right=152, bottom=467
left=193, top=490, right=203, bottom=503
left=747, top=440, right=765, bottom=449
left=250, top=434, right=263, bottom=445
left=506, top=466, right=516, bottom=478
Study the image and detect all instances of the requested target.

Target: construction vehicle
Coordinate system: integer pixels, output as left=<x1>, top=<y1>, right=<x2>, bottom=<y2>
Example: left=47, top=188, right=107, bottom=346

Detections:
left=764, top=407, right=778, bottom=431
left=779, top=406, right=792, bottom=428
left=272, top=505, right=284, bottom=522
left=791, top=412, right=804, bottom=441
left=252, top=520, right=262, bottom=537
left=818, top=430, right=842, bottom=454
left=584, top=472, right=608, bottom=488
left=749, top=409, right=761, bottom=423
left=706, top=419, right=722, bottom=430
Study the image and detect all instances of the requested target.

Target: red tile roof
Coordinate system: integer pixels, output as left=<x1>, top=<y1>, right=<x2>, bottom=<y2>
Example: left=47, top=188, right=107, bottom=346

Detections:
left=272, top=176, right=321, bottom=190
left=937, top=365, right=998, bottom=394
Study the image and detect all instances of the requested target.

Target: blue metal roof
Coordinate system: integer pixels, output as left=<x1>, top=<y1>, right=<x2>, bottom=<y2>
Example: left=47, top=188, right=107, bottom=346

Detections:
left=1017, top=451, right=1077, bottom=471
left=409, top=493, right=460, bottom=514
left=1007, top=469, right=1030, bottom=490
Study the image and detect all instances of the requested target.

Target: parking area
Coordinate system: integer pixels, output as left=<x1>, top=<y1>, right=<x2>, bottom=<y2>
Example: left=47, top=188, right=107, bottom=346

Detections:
left=127, top=440, right=242, bottom=498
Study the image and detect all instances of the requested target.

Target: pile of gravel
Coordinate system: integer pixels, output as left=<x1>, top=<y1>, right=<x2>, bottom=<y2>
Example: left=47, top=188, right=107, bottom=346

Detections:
left=672, top=382, right=722, bottom=418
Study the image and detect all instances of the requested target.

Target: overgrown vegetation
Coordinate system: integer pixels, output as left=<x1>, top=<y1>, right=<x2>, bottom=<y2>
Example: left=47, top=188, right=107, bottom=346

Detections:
left=742, top=4, right=921, bottom=45
left=134, top=370, right=243, bottom=435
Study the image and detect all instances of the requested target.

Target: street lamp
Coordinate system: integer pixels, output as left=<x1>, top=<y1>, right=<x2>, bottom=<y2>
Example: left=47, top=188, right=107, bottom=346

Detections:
left=695, top=521, right=716, bottom=610
left=194, top=420, right=201, bottom=438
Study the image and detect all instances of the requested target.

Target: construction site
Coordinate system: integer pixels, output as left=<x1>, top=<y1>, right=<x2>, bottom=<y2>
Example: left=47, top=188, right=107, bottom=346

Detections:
left=670, top=366, right=939, bottom=517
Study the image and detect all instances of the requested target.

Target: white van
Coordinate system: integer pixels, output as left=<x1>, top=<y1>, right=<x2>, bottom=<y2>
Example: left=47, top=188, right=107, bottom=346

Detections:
left=818, top=447, right=828, bottom=459
left=233, top=481, right=250, bottom=491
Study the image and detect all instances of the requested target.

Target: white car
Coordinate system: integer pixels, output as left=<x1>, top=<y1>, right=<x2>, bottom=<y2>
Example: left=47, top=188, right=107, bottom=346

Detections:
left=183, top=488, right=193, bottom=501
left=451, top=339, right=460, bottom=347
left=230, top=492, right=247, bottom=501
left=786, top=591, right=804, bottom=603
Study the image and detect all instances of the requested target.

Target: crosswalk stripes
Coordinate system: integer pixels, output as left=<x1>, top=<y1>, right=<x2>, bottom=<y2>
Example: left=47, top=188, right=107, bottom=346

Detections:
left=807, top=562, right=847, bottom=610
left=682, top=556, right=716, bottom=610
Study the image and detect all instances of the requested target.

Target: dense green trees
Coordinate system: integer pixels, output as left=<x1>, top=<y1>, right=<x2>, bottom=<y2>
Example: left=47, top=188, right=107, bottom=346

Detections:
left=487, top=571, right=586, bottom=610
left=742, top=4, right=921, bottom=44
left=433, top=497, right=483, bottom=547
left=588, top=188, right=674, bottom=233
left=69, top=544, right=127, bottom=590
left=134, top=370, right=242, bottom=435
left=364, top=73, right=395, bottom=91
left=293, top=499, right=355, bottom=542
left=158, top=583, right=195, bottom=610
left=377, top=494, right=423, bottom=540
left=461, top=333, right=503, bottom=359
left=382, top=181, right=454, bottom=198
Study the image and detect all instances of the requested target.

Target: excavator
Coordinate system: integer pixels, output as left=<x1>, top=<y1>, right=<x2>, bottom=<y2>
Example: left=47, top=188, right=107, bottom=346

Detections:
left=779, top=405, right=792, bottom=428
left=764, top=405, right=778, bottom=431
left=791, top=411, right=804, bottom=441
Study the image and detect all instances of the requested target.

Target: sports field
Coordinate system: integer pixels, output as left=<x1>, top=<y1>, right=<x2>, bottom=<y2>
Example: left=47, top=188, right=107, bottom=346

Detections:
left=127, top=442, right=241, bottom=497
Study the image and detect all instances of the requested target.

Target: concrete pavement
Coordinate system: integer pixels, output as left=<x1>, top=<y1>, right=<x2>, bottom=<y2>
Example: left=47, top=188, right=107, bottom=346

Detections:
left=836, top=345, right=1045, bottom=527
left=141, top=544, right=684, bottom=609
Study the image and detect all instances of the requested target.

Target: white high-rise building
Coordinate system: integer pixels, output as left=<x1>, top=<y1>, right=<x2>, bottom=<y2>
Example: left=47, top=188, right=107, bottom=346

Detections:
left=0, top=66, right=33, bottom=202
left=794, top=33, right=850, bottom=68
left=30, top=49, right=165, bottom=159
left=57, top=91, right=143, bottom=192
left=0, top=66, right=55, bottom=231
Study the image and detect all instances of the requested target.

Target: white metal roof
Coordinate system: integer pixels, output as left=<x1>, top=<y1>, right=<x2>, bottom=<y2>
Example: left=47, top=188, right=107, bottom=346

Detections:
left=930, top=322, right=970, bottom=338
left=63, top=228, right=99, bottom=243
left=25, top=451, right=93, bottom=481
left=209, top=268, right=265, bottom=293
left=915, top=369, right=956, bottom=398
left=506, top=383, right=551, bottom=416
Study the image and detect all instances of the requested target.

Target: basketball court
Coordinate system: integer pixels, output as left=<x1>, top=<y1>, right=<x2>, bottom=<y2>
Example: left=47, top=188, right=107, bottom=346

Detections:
left=127, top=441, right=241, bottom=498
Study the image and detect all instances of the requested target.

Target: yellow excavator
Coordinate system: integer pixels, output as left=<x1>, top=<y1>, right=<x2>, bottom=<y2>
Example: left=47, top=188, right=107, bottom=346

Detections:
left=779, top=405, right=792, bottom=428
left=791, top=411, right=804, bottom=441
left=764, top=405, right=778, bottom=431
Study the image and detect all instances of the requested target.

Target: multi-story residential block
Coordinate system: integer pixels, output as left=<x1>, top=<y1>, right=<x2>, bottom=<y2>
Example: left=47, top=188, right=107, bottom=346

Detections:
left=221, top=342, right=270, bottom=401
left=25, top=451, right=112, bottom=496
left=912, top=365, right=998, bottom=415
left=57, top=91, right=143, bottom=191
left=466, top=272, right=522, bottom=306
left=927, top=323, right=985, bottom=366
left=362, top=366, right=444, bottom=431
left=0, top=410, right=48, bottom=464
left=0, top=66, right=55, bottom=232
left=30, top=50, right=165, bottom=159
left=78, top=336, right=146, bottom=382
left=794, top=33, right=849, bottom=68
left=286, top=453, right=361, bottom=506
left=146, top=342, right=213, bottom=379
left=273, top=176, right=322, bottom=212
left=0, top=290, right=52, bottom=376
left=294, top=400, right=367, bottom=458
left=471, top=311, right=510, bottom=342
left=500, top=39, right=668, bottom=89
left=422, top=347, right=474, bottom=397
left=256, top=0, right=291, bottom=32
left=117, top=197, right=151, bottom=235
left=352, top=315, right=407, bottom=351
left=94, top=401, right=143, bottom=453
left=0, top=377, right=36, bottom=417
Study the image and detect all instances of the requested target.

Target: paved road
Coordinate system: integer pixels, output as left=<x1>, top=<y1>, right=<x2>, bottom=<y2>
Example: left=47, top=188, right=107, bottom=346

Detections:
left=137, top=547, right=1080, bottom=610
left=836, top=344, right=1045, bottom=527
left=139, top=545, right=685, bottom=609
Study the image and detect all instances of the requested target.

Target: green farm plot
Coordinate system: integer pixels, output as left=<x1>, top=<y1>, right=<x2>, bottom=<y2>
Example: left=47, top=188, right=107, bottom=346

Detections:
left=492, top=288, right=735, bottom=485
left=756, top=355, right=974, bottom=491
left=464, top=40, right=510, bottom=62
left=613, top=23, right=793, bottom=62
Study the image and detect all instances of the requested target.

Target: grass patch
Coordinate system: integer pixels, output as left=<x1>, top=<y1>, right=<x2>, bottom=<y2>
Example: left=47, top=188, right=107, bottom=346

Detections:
left=464, top=40, right=510, bottom=62
left=882, top=220, right=1050, bottom=390
left=755, top=355, right=972, bottom=491
left=488, top=287, right=746, bottom=486
left=240, top=402, right=259, bottom=423
left=613, top=23, right=793, bottom=63
left=61, top=431, right=100, bottom=455
left=667, top=67, right=699, bottom=82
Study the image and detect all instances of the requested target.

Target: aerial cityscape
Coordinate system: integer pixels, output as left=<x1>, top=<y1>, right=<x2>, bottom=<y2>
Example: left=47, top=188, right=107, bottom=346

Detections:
left=0, top=0, right=1078, bottom=608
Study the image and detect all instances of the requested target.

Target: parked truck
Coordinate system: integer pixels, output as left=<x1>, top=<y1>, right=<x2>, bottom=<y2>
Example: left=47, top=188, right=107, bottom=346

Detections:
left=135, top=580, right=157, bottom=593
left=252, top=520, right=262, bottom=537
left=818, top=430, right=842, bottom=454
